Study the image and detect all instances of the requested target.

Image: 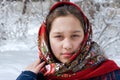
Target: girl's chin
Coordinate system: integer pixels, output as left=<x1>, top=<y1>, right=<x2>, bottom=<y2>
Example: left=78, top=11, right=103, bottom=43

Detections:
left=60, top=58, right=69, bottom=63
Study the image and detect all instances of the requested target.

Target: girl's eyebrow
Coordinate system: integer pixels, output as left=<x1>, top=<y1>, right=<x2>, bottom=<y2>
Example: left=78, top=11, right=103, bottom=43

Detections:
left=52, top=32, right=63, bottom=34
left=52, top=30, right=82, bottom=34
left=73, top=31, right=81, bottom=33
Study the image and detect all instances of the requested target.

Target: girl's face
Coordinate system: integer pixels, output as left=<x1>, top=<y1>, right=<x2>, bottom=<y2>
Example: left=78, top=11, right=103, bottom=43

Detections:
left=49, top=15, right=84, bottom=63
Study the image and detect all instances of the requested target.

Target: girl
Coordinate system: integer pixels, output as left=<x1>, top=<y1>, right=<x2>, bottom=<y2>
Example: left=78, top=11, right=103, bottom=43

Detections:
left=16, top=1, right=120, bottom=80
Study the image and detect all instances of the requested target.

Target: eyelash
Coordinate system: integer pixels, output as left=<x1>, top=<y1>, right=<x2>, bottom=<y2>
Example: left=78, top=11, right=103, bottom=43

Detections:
left=54, top=35, right=80, bottom=39
left=55, top=35, right=63, bottom=39
left=71, top=35, right=80, bottom=37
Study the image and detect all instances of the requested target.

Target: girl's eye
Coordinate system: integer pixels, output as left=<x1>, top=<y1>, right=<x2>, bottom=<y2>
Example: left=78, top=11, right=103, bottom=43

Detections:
left=54, top=35, right=63, bottom=40
left=71, top=35, right=80, bottom=38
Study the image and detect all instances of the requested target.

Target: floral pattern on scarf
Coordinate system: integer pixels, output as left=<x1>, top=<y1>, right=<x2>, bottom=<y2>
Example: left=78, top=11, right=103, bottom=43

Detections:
left=38, top=2, right=107, bottom=77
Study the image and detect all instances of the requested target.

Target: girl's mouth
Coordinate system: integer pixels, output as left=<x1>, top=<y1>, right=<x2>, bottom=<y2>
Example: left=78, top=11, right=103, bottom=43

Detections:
left=62, top=53, right=72, bottom=58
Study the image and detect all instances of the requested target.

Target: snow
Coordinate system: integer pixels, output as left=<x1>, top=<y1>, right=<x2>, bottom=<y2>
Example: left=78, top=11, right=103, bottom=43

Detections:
left=0, top=37, right=39, bottom=80
left=0, top=50, right=38, bottom=80
left=0, top=1, right=120, bottom=80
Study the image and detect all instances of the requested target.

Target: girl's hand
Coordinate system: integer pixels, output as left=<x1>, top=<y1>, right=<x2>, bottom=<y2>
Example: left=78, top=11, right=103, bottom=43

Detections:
left=25, top=59, right=46, bottom=74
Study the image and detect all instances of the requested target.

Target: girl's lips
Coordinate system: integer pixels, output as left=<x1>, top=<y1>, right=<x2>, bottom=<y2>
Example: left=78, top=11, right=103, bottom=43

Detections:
left=62, top=53, right=72, bottom=58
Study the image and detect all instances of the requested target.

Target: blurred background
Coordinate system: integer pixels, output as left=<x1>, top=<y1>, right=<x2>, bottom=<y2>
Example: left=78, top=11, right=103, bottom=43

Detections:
left=0, top=0, right=120, bottom=80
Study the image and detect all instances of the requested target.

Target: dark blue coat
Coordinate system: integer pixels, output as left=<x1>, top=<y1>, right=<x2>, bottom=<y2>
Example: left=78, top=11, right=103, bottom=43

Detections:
left=16, top=69, right=120, bottom=80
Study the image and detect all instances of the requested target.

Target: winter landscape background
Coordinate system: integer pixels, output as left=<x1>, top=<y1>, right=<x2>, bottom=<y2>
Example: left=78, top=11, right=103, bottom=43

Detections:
left=0, top=0, right=120, bottom=80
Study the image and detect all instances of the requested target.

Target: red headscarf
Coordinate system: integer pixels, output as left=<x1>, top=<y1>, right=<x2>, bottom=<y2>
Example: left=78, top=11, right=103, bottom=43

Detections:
left=38, top=1, right=119, bottom=80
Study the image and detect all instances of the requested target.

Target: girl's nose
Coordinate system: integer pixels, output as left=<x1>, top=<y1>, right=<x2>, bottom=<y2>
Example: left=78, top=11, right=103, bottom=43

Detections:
left=62, top=38, right=72, bottom=50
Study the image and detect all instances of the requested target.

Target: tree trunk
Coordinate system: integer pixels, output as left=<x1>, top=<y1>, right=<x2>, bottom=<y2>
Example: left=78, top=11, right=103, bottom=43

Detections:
left=22, top=0, right=29, bottom=14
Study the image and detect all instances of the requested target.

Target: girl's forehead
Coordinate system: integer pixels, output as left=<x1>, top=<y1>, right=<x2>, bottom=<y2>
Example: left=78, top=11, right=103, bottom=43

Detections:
left=50, top=25, right=83, bottom=35
left=52, top=15, right=81, bottom=25
left=51, top=16, right=83, bottom=30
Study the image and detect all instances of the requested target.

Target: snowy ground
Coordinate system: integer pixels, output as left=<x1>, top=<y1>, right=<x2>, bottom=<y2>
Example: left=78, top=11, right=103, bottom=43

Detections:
left=0, top=40, right=39, bottom=80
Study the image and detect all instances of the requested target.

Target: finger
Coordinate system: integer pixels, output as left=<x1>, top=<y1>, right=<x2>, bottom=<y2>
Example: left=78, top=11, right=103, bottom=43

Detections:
left=40, top=67, right=45, bottom=72
left=34, top=59, right=41, bottom=67
left=36, top=61, right=46, bottom=71
left=35, top=61, right=46, bottom=74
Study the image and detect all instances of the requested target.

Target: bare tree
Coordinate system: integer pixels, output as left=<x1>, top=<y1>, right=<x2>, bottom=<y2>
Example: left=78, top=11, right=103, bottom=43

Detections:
left=22, top=0, right=29, bottom=14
